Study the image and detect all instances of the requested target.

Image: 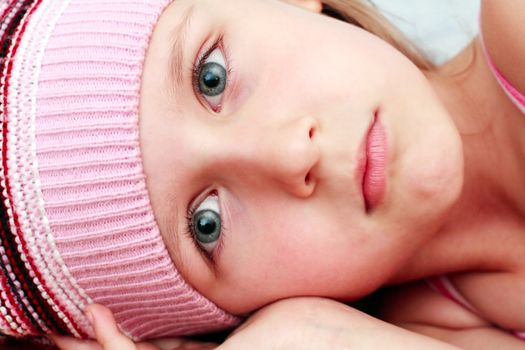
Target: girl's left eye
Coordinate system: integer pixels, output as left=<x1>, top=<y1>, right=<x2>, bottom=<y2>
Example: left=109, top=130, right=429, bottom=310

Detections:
left=188, top=194, right=222, bottom=255
left=193, top=46, right=229, bottom=112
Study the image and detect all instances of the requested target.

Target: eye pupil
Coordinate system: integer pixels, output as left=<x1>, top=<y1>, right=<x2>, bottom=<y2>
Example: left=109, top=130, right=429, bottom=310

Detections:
left=203, top=71, right=220, bottom=89
left=199, top=62, right=226, bottom=97
left=193, top=209, right=221, bottom=244
left=197, top=215, right=216, bottom=235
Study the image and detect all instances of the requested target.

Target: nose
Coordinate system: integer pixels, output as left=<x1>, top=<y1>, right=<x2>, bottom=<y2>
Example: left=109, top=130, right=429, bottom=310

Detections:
left=249, top=116, right=320, bottom=198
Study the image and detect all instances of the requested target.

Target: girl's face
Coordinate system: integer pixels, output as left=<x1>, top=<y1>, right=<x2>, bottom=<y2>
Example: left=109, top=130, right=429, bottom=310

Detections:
left=140, top=0, right=463, bottom=314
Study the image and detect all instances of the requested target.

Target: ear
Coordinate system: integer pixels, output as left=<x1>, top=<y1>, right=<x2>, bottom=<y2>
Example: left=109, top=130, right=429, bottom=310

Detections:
left=283, top=0, right=323, bottom=13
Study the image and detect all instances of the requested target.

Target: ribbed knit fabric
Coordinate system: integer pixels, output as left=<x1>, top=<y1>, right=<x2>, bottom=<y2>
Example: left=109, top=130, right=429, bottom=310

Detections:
left=0, top=0, right=239, bottom=341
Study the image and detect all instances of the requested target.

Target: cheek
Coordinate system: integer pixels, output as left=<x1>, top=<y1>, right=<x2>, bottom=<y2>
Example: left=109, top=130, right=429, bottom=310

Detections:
left=228, top=211, right=356, bottom=288
left=214, top=199, right=405, bottom=313
left=218, top=208, right=329, bottom=288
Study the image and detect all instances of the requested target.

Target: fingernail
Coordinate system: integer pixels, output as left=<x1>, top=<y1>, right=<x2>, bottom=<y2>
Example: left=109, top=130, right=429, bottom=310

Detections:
left=85, top=309, right=95, bottom=326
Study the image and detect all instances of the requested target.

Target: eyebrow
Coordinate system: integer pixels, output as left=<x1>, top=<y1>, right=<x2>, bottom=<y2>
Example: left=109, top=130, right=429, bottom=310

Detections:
left=168, top=5, right=196, bottom=95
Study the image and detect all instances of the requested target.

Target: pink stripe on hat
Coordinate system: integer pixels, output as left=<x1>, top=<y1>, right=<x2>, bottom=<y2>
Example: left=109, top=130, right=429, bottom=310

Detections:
left=1, top=0, right=239, bottom=341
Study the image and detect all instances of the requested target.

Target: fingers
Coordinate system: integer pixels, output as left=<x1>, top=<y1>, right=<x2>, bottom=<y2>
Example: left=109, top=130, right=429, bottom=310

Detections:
left=147, top=338, right=187, bottom=349
left=51, top=335, right=102, bottom=350
left=168, top=340, right=217, bottom=350
left=53, top=304, right=216, bottom=350
left=85, top=304, right=140, bottom=350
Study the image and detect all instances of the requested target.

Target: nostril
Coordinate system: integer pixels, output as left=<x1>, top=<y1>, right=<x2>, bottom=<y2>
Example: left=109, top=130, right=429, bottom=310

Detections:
left=307, top=117, right=319, bottom=140
left=309, top=127, right=315, bottom=139
left=303, top=172, right=316, bottom=197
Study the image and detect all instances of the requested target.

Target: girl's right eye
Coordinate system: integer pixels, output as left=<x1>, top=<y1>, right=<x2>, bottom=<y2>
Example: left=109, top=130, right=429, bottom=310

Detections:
left=189, top=194, right=222, bottom=255
left=193, top=43, right=229, bottom=112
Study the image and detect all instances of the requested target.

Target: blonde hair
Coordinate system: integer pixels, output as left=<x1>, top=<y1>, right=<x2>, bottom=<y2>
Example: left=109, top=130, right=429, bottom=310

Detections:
left=321, top=0, right=435, bottom=70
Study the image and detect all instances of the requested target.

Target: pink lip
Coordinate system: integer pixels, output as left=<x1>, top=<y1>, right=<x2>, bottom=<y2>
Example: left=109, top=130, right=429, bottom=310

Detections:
left=357, top=111, right=387, bottom=212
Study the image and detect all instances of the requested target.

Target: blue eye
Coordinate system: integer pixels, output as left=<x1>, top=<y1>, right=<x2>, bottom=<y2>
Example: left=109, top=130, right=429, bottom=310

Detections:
left=193, top=46, right=228, bottom=111
left=199, top=61, right=227, bottom=97
left=190, top=194, right=222, bottom=254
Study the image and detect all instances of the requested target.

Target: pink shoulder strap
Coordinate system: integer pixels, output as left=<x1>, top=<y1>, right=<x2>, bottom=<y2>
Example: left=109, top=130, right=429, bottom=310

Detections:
left=479, top=31, right=525, bottom=114
left=477, top=21, right=525, bottom=341
left=426, top=275, right=477, bottom=312
left=427, top=276, right=525, bottom=340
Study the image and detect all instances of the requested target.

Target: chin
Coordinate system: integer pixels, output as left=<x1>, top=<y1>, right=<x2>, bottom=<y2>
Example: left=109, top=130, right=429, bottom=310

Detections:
left=384, top=138, right=463, bottom=266
left=400, top=152, right=463, bottom=254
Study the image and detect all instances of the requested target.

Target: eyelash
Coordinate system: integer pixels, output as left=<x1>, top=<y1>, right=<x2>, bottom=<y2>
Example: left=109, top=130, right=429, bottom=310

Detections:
left=183, top=35, right=232, bottom=263
left=184, top=193, right=227, bottom=263
left=190, top=35, right=233, bottom=112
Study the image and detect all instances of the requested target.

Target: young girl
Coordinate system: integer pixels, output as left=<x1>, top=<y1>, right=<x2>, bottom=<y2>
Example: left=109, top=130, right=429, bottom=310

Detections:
left=1, top=0, right=524, bottom=349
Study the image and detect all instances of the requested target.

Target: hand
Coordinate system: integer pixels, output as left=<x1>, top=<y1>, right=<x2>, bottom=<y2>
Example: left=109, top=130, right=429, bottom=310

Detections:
left=51, top=300, right=329, bottom=350
left=52, top=299, right=352, bottom=350
left=51, top=304, right=217, bottom=350
left=220, top=297, right=460, bottom=349
left=53, top=298, right=460, bottom=350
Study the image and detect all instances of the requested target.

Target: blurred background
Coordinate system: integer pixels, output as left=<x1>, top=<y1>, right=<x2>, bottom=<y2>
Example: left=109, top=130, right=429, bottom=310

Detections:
left=370, top=0, right=481, bottom=65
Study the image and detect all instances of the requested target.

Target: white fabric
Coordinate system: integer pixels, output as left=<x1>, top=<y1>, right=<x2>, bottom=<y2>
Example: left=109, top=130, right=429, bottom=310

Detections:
left=371, top=0, right=481, bottom=65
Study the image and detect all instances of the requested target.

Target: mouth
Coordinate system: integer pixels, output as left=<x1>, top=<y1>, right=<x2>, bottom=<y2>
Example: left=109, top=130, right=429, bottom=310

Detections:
left=358, top=110, right=387, bottom=212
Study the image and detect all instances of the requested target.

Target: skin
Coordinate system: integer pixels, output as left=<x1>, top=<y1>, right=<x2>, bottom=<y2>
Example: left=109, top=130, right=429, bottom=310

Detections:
left=139, top=0, right=525, bottom=337
left=49, top=301, right=461, bottom=350
left=42, top=0, right=525, bottom=349
left=140, top=0, right=463, bottom=316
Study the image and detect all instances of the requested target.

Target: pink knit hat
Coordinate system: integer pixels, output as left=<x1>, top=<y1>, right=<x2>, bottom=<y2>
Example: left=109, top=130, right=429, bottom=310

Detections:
left=0, top=0, right=239, bottom=341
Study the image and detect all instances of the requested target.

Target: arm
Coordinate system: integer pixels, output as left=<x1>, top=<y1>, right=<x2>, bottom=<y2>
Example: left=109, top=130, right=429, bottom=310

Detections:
left=53, top=299, right=460, bottom=350
left=220, top=297, right=460, bottom=350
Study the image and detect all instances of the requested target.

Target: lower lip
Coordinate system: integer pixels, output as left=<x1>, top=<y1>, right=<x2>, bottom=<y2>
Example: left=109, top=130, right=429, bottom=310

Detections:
left=362, top=113, right=387, bottom=211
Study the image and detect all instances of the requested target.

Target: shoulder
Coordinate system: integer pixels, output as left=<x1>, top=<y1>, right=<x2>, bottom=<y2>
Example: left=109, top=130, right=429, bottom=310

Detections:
left=480, top=0, right=525, bottom=93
